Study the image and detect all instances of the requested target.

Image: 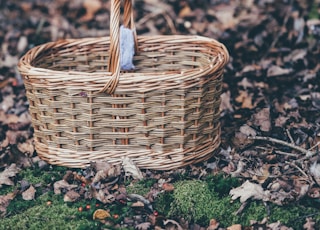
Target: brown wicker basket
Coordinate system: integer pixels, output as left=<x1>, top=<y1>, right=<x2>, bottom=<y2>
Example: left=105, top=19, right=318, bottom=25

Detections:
left=18, top=0, right=229, bottom=170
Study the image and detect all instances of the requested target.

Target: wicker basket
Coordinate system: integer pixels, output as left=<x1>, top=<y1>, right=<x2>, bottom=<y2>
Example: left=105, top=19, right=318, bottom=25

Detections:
left=18, top=0, right=229, bottom=170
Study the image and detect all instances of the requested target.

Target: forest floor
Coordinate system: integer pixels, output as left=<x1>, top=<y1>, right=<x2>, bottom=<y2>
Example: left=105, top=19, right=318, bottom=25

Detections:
left=0, top=0, right=319, bottom=229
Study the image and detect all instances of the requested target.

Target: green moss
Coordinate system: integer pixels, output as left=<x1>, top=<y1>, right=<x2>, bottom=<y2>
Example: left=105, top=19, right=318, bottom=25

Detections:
left=0, top=192, right=101, bottom=230
left=0, top=185, right=15, bottom=196
left=238, top=201, right=267, bottom=225
left=154, top=191, right=174, bottom=215
left=270, top=203, right=320, bottom=228
left=126, top=178, right=156, bottom=196
left=17, top=166, right=67, bottom=185
left=205, top=174, right=241, bottom=197
left=308, top=1, right=319, bottom=19
left=167, top=180, right=241, bottom=226
left=155, top=177, right=320, bottom=228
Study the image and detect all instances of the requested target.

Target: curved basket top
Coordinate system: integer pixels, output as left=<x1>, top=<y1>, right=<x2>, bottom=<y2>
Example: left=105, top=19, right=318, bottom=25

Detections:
left=18, top=35, right=229, bottom=93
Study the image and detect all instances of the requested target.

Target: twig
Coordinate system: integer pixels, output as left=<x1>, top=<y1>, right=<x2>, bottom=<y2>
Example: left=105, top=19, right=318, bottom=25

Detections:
left=275, top=150, right=298, bottom=157
left=286, top=161, right=309, bottom=179
left=286, top=129, right=294, bottom=144
left=248, top=136, right=316, bottom=158
left=308, top=141, right=320, bottom=151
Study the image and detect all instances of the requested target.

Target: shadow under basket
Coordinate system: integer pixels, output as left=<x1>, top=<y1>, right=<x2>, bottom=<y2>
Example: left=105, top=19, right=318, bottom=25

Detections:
left=18, top=35, right=229, bottom=170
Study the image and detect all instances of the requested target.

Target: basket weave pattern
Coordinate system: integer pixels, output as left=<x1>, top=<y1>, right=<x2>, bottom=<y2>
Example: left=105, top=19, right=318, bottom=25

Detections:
left=18, top=0, right=229, bottom=169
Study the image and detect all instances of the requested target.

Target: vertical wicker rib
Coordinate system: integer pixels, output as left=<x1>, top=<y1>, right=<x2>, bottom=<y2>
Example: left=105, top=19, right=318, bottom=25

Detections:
left=17, top=0, right=229, bottom=169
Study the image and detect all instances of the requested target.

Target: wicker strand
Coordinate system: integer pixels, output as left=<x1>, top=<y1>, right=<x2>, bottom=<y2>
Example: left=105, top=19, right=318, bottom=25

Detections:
left=101, top=0, right=122, bottom=94
left=123, top=0, right=138, bottom=53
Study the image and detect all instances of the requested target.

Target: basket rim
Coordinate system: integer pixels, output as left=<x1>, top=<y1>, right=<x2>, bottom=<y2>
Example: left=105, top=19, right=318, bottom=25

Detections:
left=18, top=35, right=229, bottom=92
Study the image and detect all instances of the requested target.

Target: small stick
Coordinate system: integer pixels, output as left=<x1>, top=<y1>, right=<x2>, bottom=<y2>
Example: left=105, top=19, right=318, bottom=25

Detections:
left=286, top=129, right=294, bottom=144
left=275, top=150, right=298, bottom=157
left=248, top=136, right=316, bottom=158
left=286, top=161, right=309, bottom=179
left=308, top=141, right=320, bottom=151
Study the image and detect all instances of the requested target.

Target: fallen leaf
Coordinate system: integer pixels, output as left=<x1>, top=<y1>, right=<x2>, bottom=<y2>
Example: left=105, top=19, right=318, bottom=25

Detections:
left=122, top=157, right=143, bottom=180
left=252, top=108, right=271, bottom=132
left=64, top=190, right=80, bottom=202
left=310, top=162, right=320, bottom=178
left=162, top=182, right=175, bottom=192
left=79, top=0, right=102, bottom=22
left=303, top=217, right=316, bottom=230
left=220, top=91, right=234, bottom=113
left=163, top=219, right=184, bottom=230
left=235, top=90, right=255, bottom=109
left=307, top=187, right=320, bottom=199
left=131, top=201, right=145, bottom=208
left=135, top=222, right=151, bottom=230
left=239, top=125, right=257, bottom=137
left=0, top=164, right=21, bottom=188
left=179, top=4, right=192, bottom=18
left=93, top=209, right=111, bottom=220
left=93, top=188, right=115, bottom=204
left=0, top=192, right=16, bottom=216
left=53, top=180, right=77, bottom=194
left=227, top=224, right=242, bottom=230
left=230, top=180, right=269, bottom=203
left=267, top=65, right=292, bottom=77
left=128, top=193, right=153, bottom=211
left=22, top=185, right=36, bottom=200
left=17, top=140, right=34, bottom=156
left=207, top=219, right=220, bottom=230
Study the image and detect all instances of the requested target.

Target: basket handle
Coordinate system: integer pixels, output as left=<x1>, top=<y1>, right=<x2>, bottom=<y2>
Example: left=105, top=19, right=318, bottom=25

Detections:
left=100, top=0, right=137, bottom=94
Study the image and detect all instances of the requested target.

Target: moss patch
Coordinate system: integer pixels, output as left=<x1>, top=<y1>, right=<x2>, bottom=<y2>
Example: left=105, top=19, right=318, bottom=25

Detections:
left=154, top=176, right=320, bottom=228
left=126, top=178, right=157, bottom=196
left=0, top=192, right=101, bottom=230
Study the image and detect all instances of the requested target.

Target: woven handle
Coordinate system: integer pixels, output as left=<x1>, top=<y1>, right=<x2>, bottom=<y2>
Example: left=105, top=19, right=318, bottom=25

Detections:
left=100, top=0, right=137, bottom=94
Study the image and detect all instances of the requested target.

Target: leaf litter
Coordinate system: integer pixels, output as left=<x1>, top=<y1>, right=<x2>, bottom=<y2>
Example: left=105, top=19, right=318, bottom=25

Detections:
left=0, top=0, right=320, bottom=229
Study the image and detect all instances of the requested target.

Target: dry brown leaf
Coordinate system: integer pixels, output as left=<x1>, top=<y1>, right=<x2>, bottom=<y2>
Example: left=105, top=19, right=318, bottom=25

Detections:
left=93, top=189, right=115, bottom=204
left=307, top=187, right=320, bottom=199
left=0, top=164, right=21, bottom=188
left=63, top=190, right=80, bottom=202
left=227, top=224, right=242, bottom=230
left=135, top=222, right=151, bottom=230
left=252, top=164, right=270, bottom=184
left=239, top=125, right=257, bottom=137
left=4, top=114, right=19, bottom=124
left=252, top=108, right=271, bottom=132
left=235, top=90, right=255, bottom=109
left=122, top=157, right=143, bottom=180
left=179, top=5, right=192, bottom=18
left=232, top=132, right=253, bottom=149
left=79, top=0, right=102, bottom=22
left=267, top=65, right=292, bottom=77
left=22, top=185, right=36, bottom=201
left=92, top=161, right=112, bottom=172
left=230, top=180, right=269, bottom=203
left=220, top=91, right=234, bottom=113
left=53, top=180, right=77, bottom=194
left=131, top=201, right=145, bottom=208
left=93, top=209, right=111, bottom=220
left=17, top=140, right=34, bottom=156
left=0, top=192, right=16, bottom=216
left=0, top=96, right=15, bottom=111
left=303, top=217, right=316, bottom=230
left=207, top=219, right=220, bottom=230
left=164, top=219, right=184, bottom=230
left=162, top=182, right=175, bottom=192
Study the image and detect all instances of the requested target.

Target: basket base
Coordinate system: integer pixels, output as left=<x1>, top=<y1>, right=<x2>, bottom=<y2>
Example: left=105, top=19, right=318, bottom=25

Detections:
left=35, top=134, right=220, bottom=170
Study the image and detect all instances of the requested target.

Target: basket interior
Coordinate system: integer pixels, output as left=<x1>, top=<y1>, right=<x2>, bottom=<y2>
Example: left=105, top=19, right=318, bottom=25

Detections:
left=31, top=38, right=220, bottom=74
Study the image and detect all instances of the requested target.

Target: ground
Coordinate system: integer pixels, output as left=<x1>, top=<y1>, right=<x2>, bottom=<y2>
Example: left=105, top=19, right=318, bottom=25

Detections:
left=0, top=0, right=319, bottom=229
